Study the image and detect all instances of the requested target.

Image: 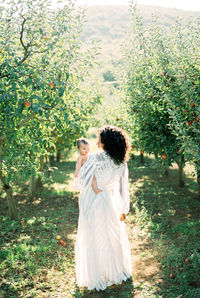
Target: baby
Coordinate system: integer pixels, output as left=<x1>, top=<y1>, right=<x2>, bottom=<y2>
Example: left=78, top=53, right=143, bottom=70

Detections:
left=75, top=138, right=102, bottom=194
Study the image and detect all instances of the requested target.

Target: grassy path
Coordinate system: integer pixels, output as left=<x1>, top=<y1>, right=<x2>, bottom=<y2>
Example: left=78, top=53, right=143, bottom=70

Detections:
left=1, top=149, right=200, bottom=297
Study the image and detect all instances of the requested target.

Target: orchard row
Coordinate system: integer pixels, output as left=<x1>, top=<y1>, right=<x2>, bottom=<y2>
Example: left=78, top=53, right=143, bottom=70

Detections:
left=117, top=4, right=200, bottom=194
left=1, top=1, right=200, bottom=220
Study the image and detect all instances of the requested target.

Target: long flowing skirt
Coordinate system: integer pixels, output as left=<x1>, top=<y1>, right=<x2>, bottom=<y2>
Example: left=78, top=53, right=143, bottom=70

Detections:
left=75, top=187, right=132, bottom=291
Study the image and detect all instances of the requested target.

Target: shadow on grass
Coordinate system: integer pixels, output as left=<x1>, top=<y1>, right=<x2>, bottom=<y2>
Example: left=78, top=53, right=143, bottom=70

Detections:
left=128, top=154, right=200, bottom=297
left=74, top=277, right=134, bottom=297
left=129, top=154, right=200, bottom=225
left=0, top=159, right=79, bottom=297
left=2, top=153, right=200, bottom=297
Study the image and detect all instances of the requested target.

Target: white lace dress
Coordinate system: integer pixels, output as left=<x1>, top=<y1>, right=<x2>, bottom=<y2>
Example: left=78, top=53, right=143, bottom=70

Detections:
left=74, top=151, right=132, bottom=291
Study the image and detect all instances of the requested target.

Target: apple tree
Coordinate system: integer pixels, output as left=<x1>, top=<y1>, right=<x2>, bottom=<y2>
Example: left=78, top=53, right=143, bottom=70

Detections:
left=120, top=4, right=200, bottom=193
left=0, top=0, right=100, bottom=219
left=120, top=5, right=185, bottom=183
left=164, top=19, right=200, bottom=195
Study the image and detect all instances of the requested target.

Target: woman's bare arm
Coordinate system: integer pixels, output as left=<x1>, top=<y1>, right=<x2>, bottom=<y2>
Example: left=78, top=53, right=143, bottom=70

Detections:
left=91, top=175, right=102, bottom=194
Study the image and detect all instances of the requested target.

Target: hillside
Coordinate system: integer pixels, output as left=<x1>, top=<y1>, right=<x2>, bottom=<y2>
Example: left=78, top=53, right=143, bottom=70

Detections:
left=81, top=5, right=200, bottom=62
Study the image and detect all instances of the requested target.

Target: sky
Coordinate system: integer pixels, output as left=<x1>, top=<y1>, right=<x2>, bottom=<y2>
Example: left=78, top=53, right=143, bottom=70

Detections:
left=75, top=0, right=200, bottom=11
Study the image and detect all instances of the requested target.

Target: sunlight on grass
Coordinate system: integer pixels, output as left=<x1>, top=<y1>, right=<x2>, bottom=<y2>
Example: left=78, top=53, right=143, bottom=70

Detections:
left=65, top=173, right=76, bottom=192
left=1, top=133, right=200, bottom=297
left=51, top=182, right=69, bottom=191
left=32, top=198, right=42, bottom=205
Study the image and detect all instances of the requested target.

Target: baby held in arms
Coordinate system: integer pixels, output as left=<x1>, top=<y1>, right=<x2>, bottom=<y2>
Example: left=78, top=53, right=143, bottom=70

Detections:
left=75, top=138, right=102, bottom=194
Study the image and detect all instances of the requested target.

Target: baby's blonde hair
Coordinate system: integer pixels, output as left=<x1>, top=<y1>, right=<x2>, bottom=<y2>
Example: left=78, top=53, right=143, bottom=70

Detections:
left=77, top=138, right=89, bottom=149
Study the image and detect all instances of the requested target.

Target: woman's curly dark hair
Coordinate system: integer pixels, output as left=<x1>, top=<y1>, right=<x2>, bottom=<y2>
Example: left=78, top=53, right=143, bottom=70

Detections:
left=98, top=125, right=131, bottom=165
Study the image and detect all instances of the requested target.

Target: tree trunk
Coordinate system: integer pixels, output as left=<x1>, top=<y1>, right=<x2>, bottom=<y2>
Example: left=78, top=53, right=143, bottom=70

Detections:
left=29, top=156, right=45, bottom=198
left=29, top=175, right=37, bottom=199
left=197, top=169, right=200, bottom=198
left=39, top=155, right=45, bottom=172
left=178, top=165, right=185, bottom=187
left=140, top=152, right=144, bottom=164
left=176, top=155, right=185, bottom=187
left=36, top=156, right=45, bottom=188
left=0, top=170, right=18, bottom=220
left=131, top=152, right=135, bottom=160
left=36, top=176, right=43, bottom=188
left=49, top=155, right=55, bottom=167
left=56, top=150, right=61, bottom=162
left=6, top=186, right=18, bottom=220
left=164, top=168, right=169, bottom=177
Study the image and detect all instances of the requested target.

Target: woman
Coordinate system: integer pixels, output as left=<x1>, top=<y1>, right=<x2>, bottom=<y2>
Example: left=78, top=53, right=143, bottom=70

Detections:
left=74, top=125, right=132, bottom=291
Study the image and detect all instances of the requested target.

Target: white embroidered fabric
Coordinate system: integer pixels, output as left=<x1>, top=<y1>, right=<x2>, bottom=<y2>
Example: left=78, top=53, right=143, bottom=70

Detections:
left=74, top=151, right=132, bottom=291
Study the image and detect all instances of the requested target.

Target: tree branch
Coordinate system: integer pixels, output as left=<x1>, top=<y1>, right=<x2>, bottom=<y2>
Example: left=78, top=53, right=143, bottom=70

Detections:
left=20, top=17, right=27, bottom=51
left=0, top=169, right=9, bottom=189
left=17, top=16, right=31, bottom=66
left=0, top=17, right=29, bottom=77
left=16, top=112, right=36, bottom=129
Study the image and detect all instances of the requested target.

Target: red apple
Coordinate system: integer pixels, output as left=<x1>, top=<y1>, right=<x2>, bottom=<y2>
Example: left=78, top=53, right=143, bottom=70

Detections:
left=132, top=145, right=136, bottom=150
left=24, top=101, right=30, bottom=108
left=59, top=240, right=66, bottom=247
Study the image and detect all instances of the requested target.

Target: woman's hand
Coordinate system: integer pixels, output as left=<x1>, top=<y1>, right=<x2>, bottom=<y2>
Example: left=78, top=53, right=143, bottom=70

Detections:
left=120, top=213, right=126, bottom=221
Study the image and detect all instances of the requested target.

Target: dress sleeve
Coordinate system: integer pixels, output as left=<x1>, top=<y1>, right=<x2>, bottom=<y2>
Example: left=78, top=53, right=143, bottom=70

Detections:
left=74, top=154, right=96, bottom=192
left=120, top=163, right=130, bottom=215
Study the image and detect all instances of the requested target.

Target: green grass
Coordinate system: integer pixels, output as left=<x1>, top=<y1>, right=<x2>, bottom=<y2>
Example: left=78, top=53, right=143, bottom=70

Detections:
left=0, top=149, right=200, bottom=297
left=129, top=154, right=200, bottom=297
